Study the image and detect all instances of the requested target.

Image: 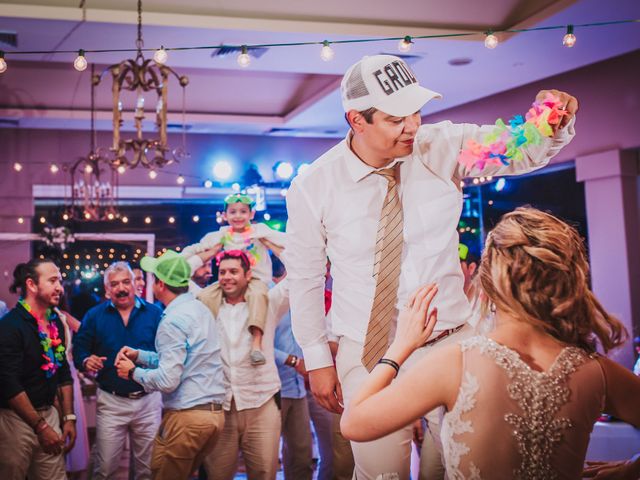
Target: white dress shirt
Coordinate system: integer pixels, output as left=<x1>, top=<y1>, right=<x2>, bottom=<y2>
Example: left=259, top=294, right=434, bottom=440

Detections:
left=215, top=279, right=290, bottom=411
left=285, top=119, right=576, bottom=370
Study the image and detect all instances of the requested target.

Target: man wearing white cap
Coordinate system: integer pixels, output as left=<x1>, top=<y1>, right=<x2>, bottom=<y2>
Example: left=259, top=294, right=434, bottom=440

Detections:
left=285, top=54, right=578, bottom=479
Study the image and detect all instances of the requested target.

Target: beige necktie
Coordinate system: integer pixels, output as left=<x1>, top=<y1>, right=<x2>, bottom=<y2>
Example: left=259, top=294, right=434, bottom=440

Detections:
left=362, top=163, right=404, bottom=372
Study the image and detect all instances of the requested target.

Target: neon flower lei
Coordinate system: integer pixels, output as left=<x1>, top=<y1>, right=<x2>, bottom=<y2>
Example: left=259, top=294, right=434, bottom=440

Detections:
left=457, top=93, right=568, bottom=173
left=220, top=225, right=261, bottom=267
left=19, top=299, right=65, bottom=378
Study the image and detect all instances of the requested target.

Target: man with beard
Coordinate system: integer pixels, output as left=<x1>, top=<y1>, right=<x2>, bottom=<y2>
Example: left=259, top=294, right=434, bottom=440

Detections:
left=189, top=257, right=214, bottom=294
left=73, top=261, right=162, bottom=480
left=0, top=258, right=76, bottom=479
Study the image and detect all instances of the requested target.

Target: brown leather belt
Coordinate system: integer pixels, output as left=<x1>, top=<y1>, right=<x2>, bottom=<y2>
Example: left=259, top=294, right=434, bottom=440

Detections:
left=425, top=324, right=466, bottom=347
left=184, top=402, right=223, bottom=412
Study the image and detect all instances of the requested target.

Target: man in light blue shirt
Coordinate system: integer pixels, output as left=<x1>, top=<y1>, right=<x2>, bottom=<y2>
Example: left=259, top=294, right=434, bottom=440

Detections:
left=115, top=250, right=225, bottom=480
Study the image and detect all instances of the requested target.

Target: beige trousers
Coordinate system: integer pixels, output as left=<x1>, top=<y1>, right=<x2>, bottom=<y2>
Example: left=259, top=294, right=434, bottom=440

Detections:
left=0, top=406, right=66, bottom=480
left=336, top=324, right=474, bottom=480
left=198, top=279, right=268, bottom=333
left=203, top=397, right=281, bottom=480
left=151, top=407, right=225, bottom=480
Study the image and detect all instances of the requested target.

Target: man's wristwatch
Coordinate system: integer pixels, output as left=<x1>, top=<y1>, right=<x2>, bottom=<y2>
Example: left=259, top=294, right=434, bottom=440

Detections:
left=62, top=414, right=77, bottom=423
left=128, top=366, right=136, bottom=381
left=287, top=355, right=299, bottom=368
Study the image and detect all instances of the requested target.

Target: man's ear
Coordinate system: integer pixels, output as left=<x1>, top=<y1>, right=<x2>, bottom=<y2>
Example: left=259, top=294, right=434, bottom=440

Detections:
left=25, top=277, right=38, bottom=295
left=246, top=269, right=253, bottom=282
left=346, top=110, right=365, bottom=133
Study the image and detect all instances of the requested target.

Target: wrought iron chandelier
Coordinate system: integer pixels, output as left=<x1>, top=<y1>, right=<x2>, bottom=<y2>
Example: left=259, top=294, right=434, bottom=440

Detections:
left=65, top=64, right=118, bottom=222
left=95, top=0, right=189, bottom=172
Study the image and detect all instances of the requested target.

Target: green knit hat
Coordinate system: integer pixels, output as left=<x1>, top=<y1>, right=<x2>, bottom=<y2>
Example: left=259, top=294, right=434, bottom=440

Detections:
left=140, top=250, right=191, bottom=288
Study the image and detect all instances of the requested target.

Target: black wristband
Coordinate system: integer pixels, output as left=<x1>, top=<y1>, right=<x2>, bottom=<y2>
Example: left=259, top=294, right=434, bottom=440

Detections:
left=128, top=367, right=136, bottom=381
left=377, top=358, right=400, bottom=377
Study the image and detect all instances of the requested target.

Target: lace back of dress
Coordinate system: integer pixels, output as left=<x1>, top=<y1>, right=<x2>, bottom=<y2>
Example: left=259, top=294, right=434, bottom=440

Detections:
left=441, top=336, right=605, bottom=480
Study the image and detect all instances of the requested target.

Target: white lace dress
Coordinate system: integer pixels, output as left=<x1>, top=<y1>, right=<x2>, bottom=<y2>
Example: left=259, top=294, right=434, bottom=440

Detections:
left=440, top=336, right=605, bottom=480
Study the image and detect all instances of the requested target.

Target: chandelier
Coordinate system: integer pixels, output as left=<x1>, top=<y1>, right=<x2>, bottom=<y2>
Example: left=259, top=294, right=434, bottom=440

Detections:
left=95, top=0, right=189, bottom=171
left=65, top=64, right=118, bottom=222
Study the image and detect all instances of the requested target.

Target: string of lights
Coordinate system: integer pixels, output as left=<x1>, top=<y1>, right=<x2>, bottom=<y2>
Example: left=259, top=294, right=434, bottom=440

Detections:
left=0, top=19, right=637, bottom=72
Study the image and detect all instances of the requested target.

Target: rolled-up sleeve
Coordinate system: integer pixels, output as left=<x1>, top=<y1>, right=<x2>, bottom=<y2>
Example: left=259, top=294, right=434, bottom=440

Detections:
left=285, top=180, right=333, bottom=370
left=0, top=323, right=25, bottom=401
left=133, top=317, right=188, bottom=394
left=137, top=349, right=159, bottom=369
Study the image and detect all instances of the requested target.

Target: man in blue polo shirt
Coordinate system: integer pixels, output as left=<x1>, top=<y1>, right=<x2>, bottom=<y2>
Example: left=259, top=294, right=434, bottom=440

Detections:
left=73, top=261, right=162, bottom=480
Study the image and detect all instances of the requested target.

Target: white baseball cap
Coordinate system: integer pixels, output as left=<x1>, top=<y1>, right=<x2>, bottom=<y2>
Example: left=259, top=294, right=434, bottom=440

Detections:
left=341, top=55, right=442, bottom=117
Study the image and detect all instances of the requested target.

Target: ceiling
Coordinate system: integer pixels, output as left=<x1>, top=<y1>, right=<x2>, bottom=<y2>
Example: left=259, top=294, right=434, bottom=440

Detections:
left=0, top=0, right=639, bottom=138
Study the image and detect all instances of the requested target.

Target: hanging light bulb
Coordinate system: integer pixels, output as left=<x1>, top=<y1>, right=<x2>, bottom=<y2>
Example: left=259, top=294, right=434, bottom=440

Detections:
left=203, top=179, right=213, bottom=188
left=168, top=216, right=175, bottom=224
left=320, top=41, right=335, bottom=62
left=144, top=216, right=152, bottom=224
left=74, top=49, right=88, bottom=72
left=50, top=163, right=59, bottom=174
left=84, top=164, right=93, bottom=174
left=237, top=45, right=251, bottom=68
left=484, top=31, right=498, bottom=49
left=149, top=170, right=158, bottom=179
left=153, top=46, right=168, bottom=64
left=117, top=165, right=126, bottom=174
left=398, top=36, right=413, bottom=53
left=192, top=215, right=200, bottom=223
left=0, top=51, right=7, bottom=74
left=13, top=162, right=22, bottom=172
left=177, top=174, right=185, bottom=185
left=122, top=216, right=129, bottom=224
left=563, top=25, right=577, bottom=47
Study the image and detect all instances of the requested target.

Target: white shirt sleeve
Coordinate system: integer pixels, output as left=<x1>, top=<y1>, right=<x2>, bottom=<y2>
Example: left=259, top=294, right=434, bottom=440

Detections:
left=254, top=223, right=287, bottom=249
left=268, top=279, right=291, bottom=328
left=181, top=231, right=223, bottom=258
left=284, top=180, right=333, bottom=370
left=453, top=116, right=576, bottom=181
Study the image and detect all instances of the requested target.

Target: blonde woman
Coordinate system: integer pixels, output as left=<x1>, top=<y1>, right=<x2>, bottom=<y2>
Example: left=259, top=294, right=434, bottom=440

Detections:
left=341, top=207, right=640, bottom=479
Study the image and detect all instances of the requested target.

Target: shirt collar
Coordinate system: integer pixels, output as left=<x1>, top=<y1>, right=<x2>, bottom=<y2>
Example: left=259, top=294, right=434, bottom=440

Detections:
left=163, top=292, right=193, bottom=316
left=108, top=296, right=142, bottom=311
left=343, top=130, right=405, bottom=183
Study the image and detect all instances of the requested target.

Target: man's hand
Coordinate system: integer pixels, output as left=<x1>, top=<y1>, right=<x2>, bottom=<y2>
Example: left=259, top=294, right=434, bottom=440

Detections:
left=116, top=357, right=135, bottom=380
left=37, top=424, right=64, bottom=455
left=294, top=358, right=307, bottom=377
left=115, top=346, right=139, bottom=365
left=536, top=89, right=578, bottom=133
left=260, top=238, right=284, bottom=258
left=62, top=420, right=77, bottom=453
left=460, top=261, right=477, bottom=296
left=198, top=244, right=223, bottom=263
left=309, top=366, right=343, bottom=414
left=83, top=355, right=107, bottom=374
